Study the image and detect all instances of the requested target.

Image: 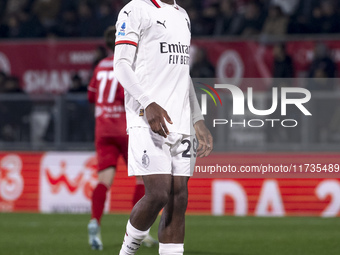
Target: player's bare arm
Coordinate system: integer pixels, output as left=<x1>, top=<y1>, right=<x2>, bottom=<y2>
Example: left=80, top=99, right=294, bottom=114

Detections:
left=145, top=102, right=173, bottom=138
left=194, top=120, right=213, bottom=158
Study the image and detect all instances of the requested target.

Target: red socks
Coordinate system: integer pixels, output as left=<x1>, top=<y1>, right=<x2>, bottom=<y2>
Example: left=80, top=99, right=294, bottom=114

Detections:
left=91, top=183, right=108, bottom=224
left=132, top=183, right=145, bottom=206
left=91, top=182, right=145, bottom=223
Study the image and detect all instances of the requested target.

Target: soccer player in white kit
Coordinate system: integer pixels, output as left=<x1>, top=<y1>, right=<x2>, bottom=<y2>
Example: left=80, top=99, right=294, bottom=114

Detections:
left=114, top=0, right=213, bottom=254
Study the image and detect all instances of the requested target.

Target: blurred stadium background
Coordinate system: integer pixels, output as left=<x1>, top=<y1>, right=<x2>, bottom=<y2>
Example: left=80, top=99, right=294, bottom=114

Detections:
left=0, top=0, right=340, bottom=254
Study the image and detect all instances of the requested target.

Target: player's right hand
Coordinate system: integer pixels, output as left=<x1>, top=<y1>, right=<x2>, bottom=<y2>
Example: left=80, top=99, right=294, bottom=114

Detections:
left=194, top=120, right=213, bottom=158
left=145, top=102, right=173, bottom=138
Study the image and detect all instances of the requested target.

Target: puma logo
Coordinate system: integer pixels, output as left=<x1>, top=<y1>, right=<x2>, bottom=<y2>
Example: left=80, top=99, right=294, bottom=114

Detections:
left=124, top=11, right=131, bottom=16
left=157, top=20, right=166, bottom=29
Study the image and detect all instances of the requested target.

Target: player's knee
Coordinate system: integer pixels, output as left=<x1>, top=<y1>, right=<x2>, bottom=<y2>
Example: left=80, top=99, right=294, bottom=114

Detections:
left=100, top=179, right=112, bottom=188
left=155, top=191, right=170, bottom=208
left=147, top=190, right=170, bottom=209
left=98, top=174, right=113, bottom=187
left=174, top=189, right=188, bottom=211
left=98, top=167, right=115, bottom=188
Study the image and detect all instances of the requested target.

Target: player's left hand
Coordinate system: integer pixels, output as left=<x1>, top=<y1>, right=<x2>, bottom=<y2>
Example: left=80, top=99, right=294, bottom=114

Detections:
left=194, top=120, right=213, bottom=158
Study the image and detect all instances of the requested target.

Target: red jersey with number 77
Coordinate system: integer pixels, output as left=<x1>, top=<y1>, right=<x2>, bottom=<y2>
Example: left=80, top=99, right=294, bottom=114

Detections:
left=88, top=55, right=127, bottom=138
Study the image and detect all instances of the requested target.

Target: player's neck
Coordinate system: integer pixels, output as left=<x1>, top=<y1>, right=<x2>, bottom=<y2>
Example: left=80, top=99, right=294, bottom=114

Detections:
left=160, top=0, right=174, bottom=5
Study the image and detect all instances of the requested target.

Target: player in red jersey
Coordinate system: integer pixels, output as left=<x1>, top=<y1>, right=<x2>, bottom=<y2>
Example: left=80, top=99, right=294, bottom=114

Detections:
left=87, top=26, right=157, bottom=250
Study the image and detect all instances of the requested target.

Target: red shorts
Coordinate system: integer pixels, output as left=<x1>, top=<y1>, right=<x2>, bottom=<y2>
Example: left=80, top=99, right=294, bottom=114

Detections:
left=95, top=135, right=128, bottom=171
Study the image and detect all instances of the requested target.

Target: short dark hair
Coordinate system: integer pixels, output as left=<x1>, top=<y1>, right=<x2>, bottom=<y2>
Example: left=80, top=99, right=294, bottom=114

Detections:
left=104, top=26, right=116, bottom=52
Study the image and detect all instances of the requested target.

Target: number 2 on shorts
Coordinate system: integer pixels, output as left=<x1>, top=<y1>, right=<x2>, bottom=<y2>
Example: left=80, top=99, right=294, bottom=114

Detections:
left=181, top=137, right=198, bottom=158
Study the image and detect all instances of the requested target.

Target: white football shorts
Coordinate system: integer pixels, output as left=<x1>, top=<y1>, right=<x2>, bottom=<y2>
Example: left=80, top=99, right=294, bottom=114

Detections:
left=127, top=127, right=197, bottom=176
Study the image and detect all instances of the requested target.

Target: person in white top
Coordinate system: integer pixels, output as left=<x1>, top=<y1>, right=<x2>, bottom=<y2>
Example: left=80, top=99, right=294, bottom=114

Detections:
left=114, top=0, right=213, bottom=254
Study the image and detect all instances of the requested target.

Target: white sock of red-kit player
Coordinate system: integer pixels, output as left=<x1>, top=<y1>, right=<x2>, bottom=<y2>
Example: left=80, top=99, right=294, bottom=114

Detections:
left=119, top=220, right=149, bottom=255
left=159, top=243, right=184, bottom=255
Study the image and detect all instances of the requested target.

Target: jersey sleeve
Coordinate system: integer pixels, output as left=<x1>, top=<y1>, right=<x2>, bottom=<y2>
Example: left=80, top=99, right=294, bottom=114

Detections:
left=189, top=78, right=204, bottom=124
left=114, top=44, right=153, bottom=109
left=87, top=69, right=97, bottom=104
left=115, top=4, right=150, bottom=47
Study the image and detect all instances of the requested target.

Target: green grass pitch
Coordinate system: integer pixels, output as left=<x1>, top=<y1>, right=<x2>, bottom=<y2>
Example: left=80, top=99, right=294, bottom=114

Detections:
left=0, top=213, right=339, bottom=255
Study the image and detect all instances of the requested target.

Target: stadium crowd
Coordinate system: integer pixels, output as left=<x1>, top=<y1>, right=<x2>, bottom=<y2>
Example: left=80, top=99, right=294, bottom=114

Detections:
left=0, top=0, right=340, bottom=38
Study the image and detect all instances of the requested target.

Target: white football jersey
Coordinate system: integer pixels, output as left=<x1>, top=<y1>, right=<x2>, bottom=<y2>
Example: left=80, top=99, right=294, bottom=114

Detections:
left=115, top=0, right=193, bottom=135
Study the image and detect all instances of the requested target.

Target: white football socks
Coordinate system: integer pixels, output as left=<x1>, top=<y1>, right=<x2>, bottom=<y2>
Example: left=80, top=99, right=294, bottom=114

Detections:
left=159, top=243, right=184, bottom=255
left=119, top=220, right=150, bottom=255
